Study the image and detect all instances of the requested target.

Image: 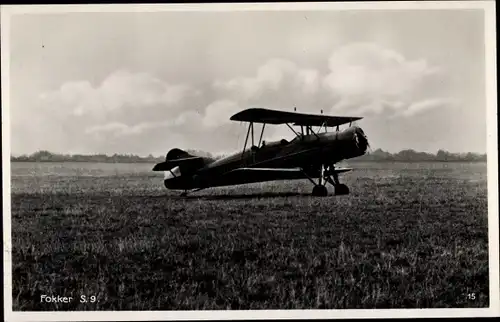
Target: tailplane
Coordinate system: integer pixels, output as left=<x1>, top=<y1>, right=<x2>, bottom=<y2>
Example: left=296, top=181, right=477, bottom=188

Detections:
left=152, top=148, right=211, bottom=172
left=166, top=148, right=196, bottom=161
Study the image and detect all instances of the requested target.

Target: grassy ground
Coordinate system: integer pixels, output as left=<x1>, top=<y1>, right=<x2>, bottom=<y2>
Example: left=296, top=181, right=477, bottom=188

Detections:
left=10, top=162, right=489, bottom=310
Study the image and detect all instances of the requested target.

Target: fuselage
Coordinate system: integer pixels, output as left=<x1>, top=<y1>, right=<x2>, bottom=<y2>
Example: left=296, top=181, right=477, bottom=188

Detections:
left=163, top=125, right=368, bottom=190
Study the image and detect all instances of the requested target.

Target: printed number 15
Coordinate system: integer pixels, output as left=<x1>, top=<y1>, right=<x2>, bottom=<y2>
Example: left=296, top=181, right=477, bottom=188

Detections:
left=466, top=293, right=476, bottom=300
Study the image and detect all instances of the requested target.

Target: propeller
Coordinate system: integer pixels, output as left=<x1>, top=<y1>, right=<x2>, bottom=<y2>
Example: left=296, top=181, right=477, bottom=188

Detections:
left=353, top=130, right=371, bottom=153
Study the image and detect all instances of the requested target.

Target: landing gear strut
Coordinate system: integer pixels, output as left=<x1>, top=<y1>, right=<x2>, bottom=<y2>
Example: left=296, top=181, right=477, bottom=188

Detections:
left=302, top=164, right=350, bottom=197
left=326, top=165, right=350, bottom=196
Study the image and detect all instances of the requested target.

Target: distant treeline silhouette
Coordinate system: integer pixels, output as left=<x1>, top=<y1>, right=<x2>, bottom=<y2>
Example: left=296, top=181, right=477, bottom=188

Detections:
left=11, top=148, right=486, bottom=163
left=351, top=148, right=486, bottom=162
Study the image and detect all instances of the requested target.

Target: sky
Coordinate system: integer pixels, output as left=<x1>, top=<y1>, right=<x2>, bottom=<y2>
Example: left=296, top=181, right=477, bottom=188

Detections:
left=8, top=7, right=488, bottom=156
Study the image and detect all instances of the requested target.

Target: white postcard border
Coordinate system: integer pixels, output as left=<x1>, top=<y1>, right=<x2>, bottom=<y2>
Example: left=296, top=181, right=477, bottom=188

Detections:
left=2, top=1, right=498, bottom=320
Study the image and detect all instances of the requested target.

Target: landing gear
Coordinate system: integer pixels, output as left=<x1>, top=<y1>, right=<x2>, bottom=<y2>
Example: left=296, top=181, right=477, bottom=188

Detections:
left=302, top=164, right=351, bottom=197
left=312, top=185, right=328, bottom=196
left=326, top=165, right=350, bottom=196
left=334, top=183, right=349, bottom=195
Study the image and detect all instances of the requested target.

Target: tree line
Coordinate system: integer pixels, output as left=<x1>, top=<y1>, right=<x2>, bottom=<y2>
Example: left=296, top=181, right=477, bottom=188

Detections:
left=11, top=148, right=486, bottom=163
left=351, top=148, right=486, bottom=162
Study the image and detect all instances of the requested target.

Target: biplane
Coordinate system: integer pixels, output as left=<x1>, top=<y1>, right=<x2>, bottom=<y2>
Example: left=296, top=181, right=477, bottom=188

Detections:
left=153, top=108, right=369, bottom=196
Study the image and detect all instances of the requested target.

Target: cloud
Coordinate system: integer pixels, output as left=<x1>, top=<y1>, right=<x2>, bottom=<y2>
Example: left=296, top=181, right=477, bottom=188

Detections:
left=173, top=100, right=241, bottom=129
left=25, top=43, right=456, bottom=155
left=194, top=42, right=455, bottom=153
left=401, top=98, right=456, bottom=117
left=41, top=70, right=194, bottom=119
left=214, top=58, right=320, bottom=101
left=323, top=42, right=444, bottom=116
left=211, top=43, right=450, bottom=121
left=202, top=100, right=241, bottom=128
left=29, top=70, right=202, bottom=154
left=85, top=120, right=173, bottom=137
left=174, top=111, right=203, bottom=126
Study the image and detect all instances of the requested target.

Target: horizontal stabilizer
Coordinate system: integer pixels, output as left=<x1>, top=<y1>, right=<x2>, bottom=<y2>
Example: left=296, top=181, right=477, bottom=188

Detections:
left=152, top=156, right=203, bottom=171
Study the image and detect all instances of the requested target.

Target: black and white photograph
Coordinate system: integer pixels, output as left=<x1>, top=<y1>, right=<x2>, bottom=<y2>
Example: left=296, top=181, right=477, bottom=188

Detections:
left=2, top=1, right=499, bottom=320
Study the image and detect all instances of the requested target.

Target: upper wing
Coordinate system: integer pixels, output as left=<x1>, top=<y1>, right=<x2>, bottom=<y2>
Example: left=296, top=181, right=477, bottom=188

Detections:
left=230, top=108, right=362, bottom=127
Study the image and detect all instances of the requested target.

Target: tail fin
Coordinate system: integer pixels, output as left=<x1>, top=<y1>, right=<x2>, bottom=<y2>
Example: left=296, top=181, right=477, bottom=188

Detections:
left=153, top=148, right=205, bottom=172
left=166, top=148, right=195, bottom=161
left=152, top=156, right=204, bottom=171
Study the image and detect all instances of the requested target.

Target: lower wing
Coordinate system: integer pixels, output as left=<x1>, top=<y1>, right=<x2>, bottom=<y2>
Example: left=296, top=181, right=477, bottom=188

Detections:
left=212, top=167, right=353, bottom=187
left=326, top=167, right=352, bottom=175
left=210, top=167, right=305, bottom=186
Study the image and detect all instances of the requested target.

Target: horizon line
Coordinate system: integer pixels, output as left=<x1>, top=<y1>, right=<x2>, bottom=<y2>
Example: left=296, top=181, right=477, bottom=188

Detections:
left=10, top=148, right=488, bottom=159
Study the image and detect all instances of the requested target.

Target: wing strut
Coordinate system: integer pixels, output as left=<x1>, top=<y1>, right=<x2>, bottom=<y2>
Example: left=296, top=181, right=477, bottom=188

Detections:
left=258, top=123, right=266, bottom=147
left=306, top=125, right=320, bottom=139
left=317, top=121, right=328, bottom=134
left=241, top=121, right=268, bottom=159
left=241, top=122, right=252, bottom=158
left=286, top=123, right=301, bottom=138
left=251, top=122, right=254, bottom=146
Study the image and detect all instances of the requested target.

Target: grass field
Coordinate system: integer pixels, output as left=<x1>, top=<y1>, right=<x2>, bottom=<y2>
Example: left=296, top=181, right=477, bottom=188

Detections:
left=10, top=161, right=489, bottom=310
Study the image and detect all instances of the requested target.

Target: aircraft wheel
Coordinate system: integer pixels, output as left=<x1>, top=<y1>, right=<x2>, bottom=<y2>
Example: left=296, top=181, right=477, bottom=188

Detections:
left=334, top=184, right=350, bottom=195
left=312, top=185, right=328, bottom=197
